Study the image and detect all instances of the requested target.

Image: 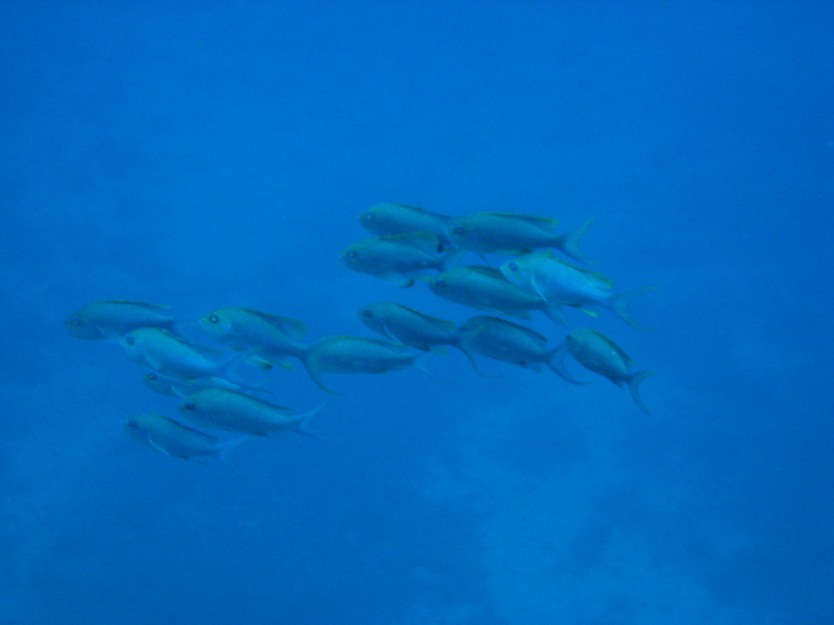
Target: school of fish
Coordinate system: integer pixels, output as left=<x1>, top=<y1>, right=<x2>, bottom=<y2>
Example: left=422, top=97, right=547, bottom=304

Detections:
left=66, top=202, right=656, bottom=464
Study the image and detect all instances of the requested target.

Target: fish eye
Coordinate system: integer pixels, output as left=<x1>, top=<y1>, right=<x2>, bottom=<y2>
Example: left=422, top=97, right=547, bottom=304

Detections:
left=361, top=310, right=373, bottom=318
left=126, top=420, right=138, bottom=429
left=67, top=318, right=81, bottom=327
left=453, top=226, right=465, bottom=236
left=208, top=314, right=220, bottom=324
left=507, top=261, right=519, bottom=272
left=181, top=402, right=196, bottom=412
left=346, top=250, right=357, bottom=258
left=124, top=335, right=135, bottom=345
left=144, top=373, right=158, bottom=381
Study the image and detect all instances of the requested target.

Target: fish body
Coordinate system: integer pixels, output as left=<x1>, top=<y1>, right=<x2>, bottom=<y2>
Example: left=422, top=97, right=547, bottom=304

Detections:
left=123, top=412, right=248, bottom=462
left=456, top=315, right=584, bottom=383
left=501, top=252, right=654, bottom=329
left=64, top=300, right=174, bottom=340
left=358, top=302, right=458, bottom=351
left=199, top=307, right=308, bottom=361
left=554, top=328, right=654, bottom=414
left=447, top=213, right=593, bottom=262
left=359, top=202, right=453, bottom=244
left=301, top=335, right=422, bottom=392
left=340, top=232, right=458, bottom=286
left=428, top=266, right=553, bottom=320
left=179, top=387, right=319, bottom=436
left=120, top=327, right=235, bottom=380
left=142, top=371, right=253, bottom=398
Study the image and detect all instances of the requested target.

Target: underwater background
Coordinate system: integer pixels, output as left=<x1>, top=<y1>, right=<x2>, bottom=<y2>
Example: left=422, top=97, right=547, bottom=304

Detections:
left=2, top=1, right=833, bottom=623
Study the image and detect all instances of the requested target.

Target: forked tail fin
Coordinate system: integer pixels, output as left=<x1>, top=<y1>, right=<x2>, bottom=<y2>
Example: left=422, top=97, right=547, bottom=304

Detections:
left=627, top=370, right=655, bottom=415
left=608, top=286, right=657, bottom=331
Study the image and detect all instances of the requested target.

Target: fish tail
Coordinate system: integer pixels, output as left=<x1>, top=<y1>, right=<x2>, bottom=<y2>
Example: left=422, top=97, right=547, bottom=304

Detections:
left=216, top=435, right=252, bottom=469
left=300, top=349, right=337, bottom=394
left=295, top=399, right=332, bottom=437
left=451, top=339, right=492, bottom=378
left=546, top=341, right=591, bottom=385
left=608, top=286, right=657, bottom=331
left=542, top=303, right=568, bottom=326
left=556, top=217, right=595, bottom=264
left=439, top=249, right=467, bottom=272
left=627, top=370, right=655, bottom=415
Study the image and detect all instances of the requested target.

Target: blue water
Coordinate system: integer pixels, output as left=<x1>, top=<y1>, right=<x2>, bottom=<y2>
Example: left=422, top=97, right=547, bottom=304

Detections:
left=2, top=2, right=833, bottom=623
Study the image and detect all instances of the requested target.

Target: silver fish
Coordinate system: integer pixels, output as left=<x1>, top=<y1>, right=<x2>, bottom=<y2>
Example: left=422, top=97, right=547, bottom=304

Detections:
left=447, top=212, right=593, bottom=262
left=340, top=231, right=460, bottom=286
left=427, top=266, right=559, bottom=322
left=359, top=202, right=453, bottom=244
left=120, top=327, right=241, bottom=380
left=179, top=387, right=323, bottom=436
left=552, top=328, right=654, bottom=414
left=456, top=316, right=585, bottom=383
left=123, top=413, right=249, bottom=463
left=501, top=252, right=655, bottom=329
left=64, top=300, right=175, bottom=340
left=301, top=335, right=424, bottom=392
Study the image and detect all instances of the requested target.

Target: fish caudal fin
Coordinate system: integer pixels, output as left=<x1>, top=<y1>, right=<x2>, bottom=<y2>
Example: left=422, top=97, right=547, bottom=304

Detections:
left=299, top=351, right=338, bottom=394
left=295, top=399, right=332, bottom=437
left=555, top=217, right=596, bottom=264
left=608, top=286, right=657, bottom=331
left=216, top=435, right=253, bottom=469
left=547, top=342, right=591, bottom=385
left=627, top=370, right=655, bottom=415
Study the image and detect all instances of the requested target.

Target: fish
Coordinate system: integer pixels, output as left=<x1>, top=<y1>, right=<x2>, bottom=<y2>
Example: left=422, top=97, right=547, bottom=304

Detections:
left=178, top=387, right=323, bottom=436
left=456, top=315, right=587, bottom=383
left=340, top=231, right=462, bottom=286
left=427, top=266, right=560, bottom=322
left=551, top=328, right=654, bottom=414
left=120, top=327, right=245, bottom=381
left=123, top=412, right=249, bottom=463
left=64, top=299, right=176, bottom=340
left=199, top=307, right=308, bottom=367
left=359, top=202, right=454, bottom=244
left=142, top=371, right=259, bottom=398
left=500, top=251, right=655, bottom=329
left=301, top=335, right=426, bottom=392
left=358, top=301, right=483, bottom=373
left=446, top=212, right=594, bottom=262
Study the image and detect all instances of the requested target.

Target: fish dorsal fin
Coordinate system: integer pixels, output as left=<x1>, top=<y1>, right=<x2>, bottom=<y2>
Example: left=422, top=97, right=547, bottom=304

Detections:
left=389, top=231, right=442, bottom=254
left=240, top=309, right=307, bottom=339
left=560, top=259, right=614, bottom=290
left=483, top=212, right=560, bottom=232
left=160, top=330, right=224, bottom=357
left=587, top=329, right=634, bottom=365
left=105, top=300, right=171, bottom=310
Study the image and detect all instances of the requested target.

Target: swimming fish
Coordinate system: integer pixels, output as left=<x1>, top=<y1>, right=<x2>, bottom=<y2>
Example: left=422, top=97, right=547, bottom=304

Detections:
left=340, top=231, right=461, bottom=286
left=551, top=328, right=654, bottom=414
left=427, top=266, right=560, bottom=322
left=301, top=335, right=425, bottom=392
left=358, top=301, right=482, bottom=372
left=64, top=300, right=176, bottom=340
left=123, top=412, right=249, bottom=463
left=120, top=327, right=243, bottom=381
left=500, top=252, right=655, bottom=329
left=456, top=315, right=586, bottom=383
left=446, top=213, right=594, bottom=262
left=359, top=202, right=454, bottom=244
left=142, top=371, right=257, bottom=398
left=178, top=387, right=323, bottom=436
left=199, top=306, right=308, bottom=367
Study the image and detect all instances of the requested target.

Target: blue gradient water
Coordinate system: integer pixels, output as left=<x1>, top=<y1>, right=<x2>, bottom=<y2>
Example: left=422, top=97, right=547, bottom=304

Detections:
left=2, top=2, right=833, bottom=623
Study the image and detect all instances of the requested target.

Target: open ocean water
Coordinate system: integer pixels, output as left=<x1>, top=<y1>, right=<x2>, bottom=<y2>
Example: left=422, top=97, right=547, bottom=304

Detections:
left=2, top=2, right=833, bottom=624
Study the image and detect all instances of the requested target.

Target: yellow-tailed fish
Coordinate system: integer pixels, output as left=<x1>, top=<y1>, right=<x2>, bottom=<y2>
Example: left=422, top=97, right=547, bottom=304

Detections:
left=456, top=315, right=587, bottom=383
left=301, top=335, right=426, bottom=392
left=178, top=387, right=323, bottom=436
left=427, top=266, right=561, bottom=323
left=123, top=413, right=249, bottom=464
left=359, top=202, right=453, bottom=245
left=447, top=212, right=594, bottom=262
left=120, top=327, right=244, bottom=381
left=358, top=302, right=483, bottom=373
left=500, top=252, right=655, bottom=329
left=199, top=307, right=308, bottom=367
left=552, top=328, right=654, bottom=415
left=64, top=299, right=176, bottom=340
left=340, top=231, right=462, bottom=287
